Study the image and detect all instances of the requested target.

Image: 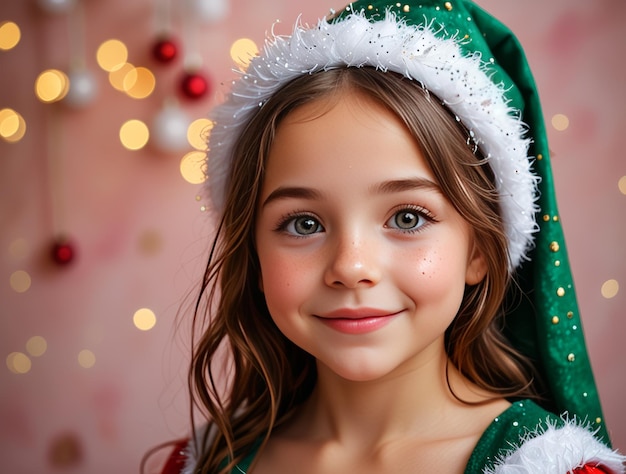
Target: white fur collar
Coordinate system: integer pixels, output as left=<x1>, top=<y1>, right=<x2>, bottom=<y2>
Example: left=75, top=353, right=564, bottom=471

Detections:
left=485, top=419, right=625, bottom=473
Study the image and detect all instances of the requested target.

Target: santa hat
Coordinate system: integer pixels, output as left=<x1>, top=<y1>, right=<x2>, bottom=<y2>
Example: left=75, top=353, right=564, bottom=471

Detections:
left=204, top=0, right=611, bottom=445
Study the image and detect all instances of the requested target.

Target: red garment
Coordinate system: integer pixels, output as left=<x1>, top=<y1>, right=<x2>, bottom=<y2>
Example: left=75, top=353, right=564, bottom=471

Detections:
left=160, top=440, right=188, bottom=474
left=574, top=466, right=611, bottom=474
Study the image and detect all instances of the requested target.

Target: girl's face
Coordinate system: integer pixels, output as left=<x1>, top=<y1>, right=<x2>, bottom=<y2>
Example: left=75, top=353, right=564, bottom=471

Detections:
left=254, top=92, right=486, bottom=383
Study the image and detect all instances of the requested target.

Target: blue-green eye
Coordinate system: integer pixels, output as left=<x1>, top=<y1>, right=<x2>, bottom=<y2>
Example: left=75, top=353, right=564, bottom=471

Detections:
left=284, top=215, right=324, bottom=235
left=386, top=208, right=429, bottom=231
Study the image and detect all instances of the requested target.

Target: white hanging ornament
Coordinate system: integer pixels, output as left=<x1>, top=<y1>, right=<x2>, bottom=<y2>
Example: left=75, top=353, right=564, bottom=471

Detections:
left=36, top=0, right=77, bottom=14
left=64, top=68, right=98, bottom=108
left=151, top=101, right=191, bottom=153
left=187, top=0, right=229, bottom=24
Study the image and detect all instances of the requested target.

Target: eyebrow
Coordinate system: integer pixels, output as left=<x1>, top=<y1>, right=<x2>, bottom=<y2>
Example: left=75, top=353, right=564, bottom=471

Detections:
left=372, top=177, right=442, bottom=195
left=261, top=186, right=324, bottom=208
left=261, top=177, right=442, bottom=208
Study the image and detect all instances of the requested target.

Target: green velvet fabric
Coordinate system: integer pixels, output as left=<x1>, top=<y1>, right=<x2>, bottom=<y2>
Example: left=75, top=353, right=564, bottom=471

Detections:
left=464, top=399, right=561, bottom=473
left=336, top=0, right=610, bottom=444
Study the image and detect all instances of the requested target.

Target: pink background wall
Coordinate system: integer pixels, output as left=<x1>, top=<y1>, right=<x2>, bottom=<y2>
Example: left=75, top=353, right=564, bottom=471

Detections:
left=1, top=0, right=624, bottom=472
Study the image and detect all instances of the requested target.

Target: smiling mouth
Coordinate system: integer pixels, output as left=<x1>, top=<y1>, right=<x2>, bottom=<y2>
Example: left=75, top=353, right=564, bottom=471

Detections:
left=315, top=309, right=402, bottom=334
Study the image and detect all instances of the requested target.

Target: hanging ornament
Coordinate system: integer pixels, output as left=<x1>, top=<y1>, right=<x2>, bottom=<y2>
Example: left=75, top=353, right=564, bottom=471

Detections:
left=63, top=1, right=97, bottom=108
left=51, top=236, right=77, bottom=266
left=64, top=68, right=98, bottom=108
left=187, top=0, right=229, bottom=24
left=36, top=0, right=76, bottom=14
left=152, top=37, right=178, bottom=64
left=179, top=70, right=210, bottom=99
left=150, top=100, right=191, bottom=153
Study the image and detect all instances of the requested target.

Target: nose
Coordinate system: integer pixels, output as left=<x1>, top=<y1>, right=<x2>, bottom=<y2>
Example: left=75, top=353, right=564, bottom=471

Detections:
left=324, top=232, right=382, bottom=289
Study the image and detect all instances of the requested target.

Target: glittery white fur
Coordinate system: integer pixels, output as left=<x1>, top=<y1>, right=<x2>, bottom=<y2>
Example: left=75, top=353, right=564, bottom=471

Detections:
left=485, top=420, right=626, bottom=474
left=207, top=10, right=539, bottom=269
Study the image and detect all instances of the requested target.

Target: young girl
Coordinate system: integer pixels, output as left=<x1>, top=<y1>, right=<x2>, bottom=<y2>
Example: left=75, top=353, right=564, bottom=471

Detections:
left=159, top=1, right=625, bottom=472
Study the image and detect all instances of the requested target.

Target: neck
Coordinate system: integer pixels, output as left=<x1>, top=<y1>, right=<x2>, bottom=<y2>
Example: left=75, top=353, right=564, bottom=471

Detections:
left=291, top=339, right=470, bottom=448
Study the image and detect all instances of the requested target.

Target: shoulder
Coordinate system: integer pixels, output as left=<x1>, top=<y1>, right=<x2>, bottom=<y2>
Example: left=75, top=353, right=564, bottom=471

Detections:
left=467, top=399, right=625, bottom=474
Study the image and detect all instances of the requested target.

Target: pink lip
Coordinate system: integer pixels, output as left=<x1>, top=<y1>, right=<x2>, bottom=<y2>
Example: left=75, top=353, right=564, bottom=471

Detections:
left=316, top=308, right=401, bottom=334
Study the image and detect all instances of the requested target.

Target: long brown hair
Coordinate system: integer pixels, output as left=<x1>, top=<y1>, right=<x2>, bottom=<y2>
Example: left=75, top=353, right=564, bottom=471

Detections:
left=189, top=67, right=537, bottom=473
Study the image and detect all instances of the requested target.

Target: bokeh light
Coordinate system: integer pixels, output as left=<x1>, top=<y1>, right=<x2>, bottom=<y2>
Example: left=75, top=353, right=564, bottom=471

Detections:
left=119, top=119, right=149, bottom=150
left=0, top=21, right=21, bottom=51
left=133, top=308, right=157, bottom=331
left=78, top=349, right=96, bottom=368
left=96, top=39, right=128, bottom=72
left=230, top=38, right=259, bottom=69
left=6, top=352, right=31, bottom=374
left=0, top=108, right=26, bottom=143
left=187, top=118, right=212, bottom=150
left=618, top=176, right=626, bottom=195
left=124, top=66, right=156, bottom=99
left=35, top=69, right=69, bottom=103
left=109, top=62, right=136, bottom=91
left=10, top=270, right=31, bottom=293
left=551, top=113, right=569, bottom=132
left=26, top=336, right=47, bottom=357
left=601, top=279, right=619, bottom=299
left=180, top=150, right=207, bottom=184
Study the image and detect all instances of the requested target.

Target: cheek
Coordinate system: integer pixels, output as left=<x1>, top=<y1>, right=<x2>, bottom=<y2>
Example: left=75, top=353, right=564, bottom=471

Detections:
left=406, top=246, right=468, bottom=305
left=258, top=251, right=315, bottom=317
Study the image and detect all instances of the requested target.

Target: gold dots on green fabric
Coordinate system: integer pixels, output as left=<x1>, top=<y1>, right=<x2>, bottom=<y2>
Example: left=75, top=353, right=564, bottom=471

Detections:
left=550, top=241, right=560, bottom=252
left=367, top=4, right=374, bottom=10
left=403, top=4, right=410, bottom=13
left=553, top=215, right=559, bottom=222
left=567, top=353, right=576, bottom=362
left=552, top=316, right=560, bottom=324
left=537, top=153, right=543, bottom=160
left=557, top=287, right=566, bottom=297
left=444, top=2, right=453, bottom=11
left=567, top=311, right=574, bottom=319
left=596, top=417, right=602, bottom=424
left=543, top=214, right=550, bottom=222
left=554, top=260, right=561, bottom=267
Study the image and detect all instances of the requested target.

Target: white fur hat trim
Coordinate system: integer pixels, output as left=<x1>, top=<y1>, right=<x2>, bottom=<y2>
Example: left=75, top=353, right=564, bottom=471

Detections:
left=206, top=11, right=540, bottom=269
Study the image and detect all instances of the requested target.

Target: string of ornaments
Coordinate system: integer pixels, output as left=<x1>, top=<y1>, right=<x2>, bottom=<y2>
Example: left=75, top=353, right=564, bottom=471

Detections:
left=36, top=0, right=97, bottom=268
left=34, top=0, right=229, bottom=268
left=150, top=0, right=228, bottom=152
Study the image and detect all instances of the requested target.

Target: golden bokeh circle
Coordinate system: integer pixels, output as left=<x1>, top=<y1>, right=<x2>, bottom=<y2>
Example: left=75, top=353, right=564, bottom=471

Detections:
left=119, top=119, right=149, bottom=150
left=133, top=308, right=157, bottom=331
left=10, top=270, right=31, bottom=293
left=551, top=113, right=570, bottom=132
left=180, top=150, right=208, bottom=184
left=26, top=336, right=47, bottom=357
left=0, top=21, right=21, bottom=51
left=78, top=349, right=96, bottom=368
left=96, top=39, right=128, bottom=72
left=187, top=118, right=212, bottom=150
left=230, top=38, right=259, bottom=69
left=35, top=69, right=69, bottom=103
left=601, top=279, right=619, bottom=299
left=7, top=352, right=32, bottom=374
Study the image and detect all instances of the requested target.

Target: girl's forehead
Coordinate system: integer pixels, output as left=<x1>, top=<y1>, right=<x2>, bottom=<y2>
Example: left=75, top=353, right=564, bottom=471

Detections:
left=261, top=92, right=436, bottom=195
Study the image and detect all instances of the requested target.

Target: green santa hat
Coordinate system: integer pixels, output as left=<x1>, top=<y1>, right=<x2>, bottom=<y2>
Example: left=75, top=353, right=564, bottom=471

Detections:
left=205, top=0, right=611, bottom=445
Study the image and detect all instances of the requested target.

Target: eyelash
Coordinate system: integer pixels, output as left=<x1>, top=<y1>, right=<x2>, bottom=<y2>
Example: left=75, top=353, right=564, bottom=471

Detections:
left=274, top=205, right=437, bottom=236
left=274, top=211, right=324, bottom=237
left=385, top=204, right=437, bottom=234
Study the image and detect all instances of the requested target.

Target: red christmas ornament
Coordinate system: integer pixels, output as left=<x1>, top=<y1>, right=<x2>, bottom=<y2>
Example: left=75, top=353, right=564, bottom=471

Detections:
left=51, top=238, right=76, bottom=266
left=180, top=71, right=210, bottom=99
left=152, top=38, right=178, bottom=64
